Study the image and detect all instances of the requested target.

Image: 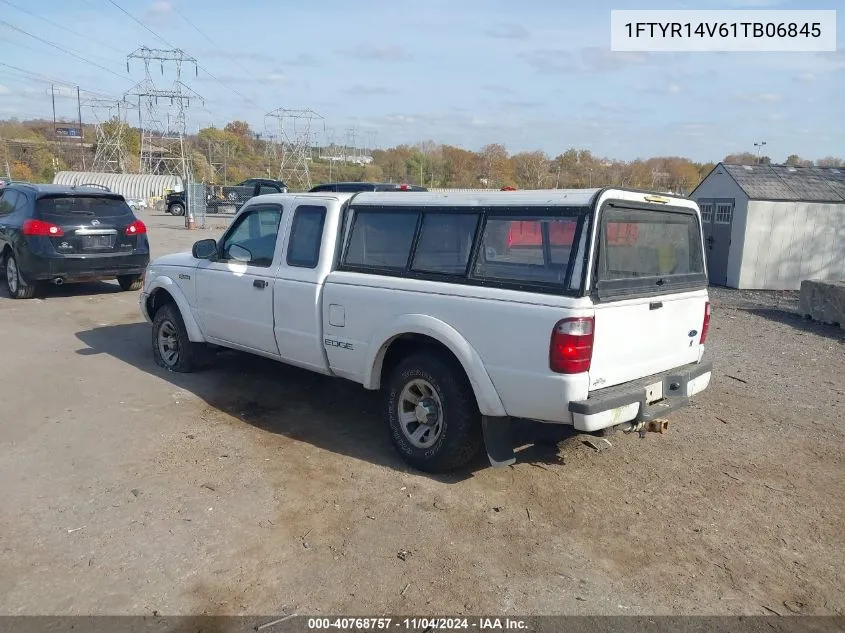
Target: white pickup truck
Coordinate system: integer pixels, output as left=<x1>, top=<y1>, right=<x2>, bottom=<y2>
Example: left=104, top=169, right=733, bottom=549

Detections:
left=140, top=188, right=713, bottom=472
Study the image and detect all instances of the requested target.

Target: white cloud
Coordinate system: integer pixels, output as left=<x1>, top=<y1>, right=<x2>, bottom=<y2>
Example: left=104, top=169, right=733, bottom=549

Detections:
left=667, top=83, right=682, bottom=94
left=338, top=44, right=413, bottom=62
left=794, top=72, right=817, bottom=82
left=0, top=85, right=10, bottom=95
left=735, top=92, right=784, bottom=102
left=145, top=0, right=173, bottom=25
left=485, top=24, right=530, bottom=40
left=344, top=84, right=397, bottom=96
left=265, top=72, right=288, bottom=84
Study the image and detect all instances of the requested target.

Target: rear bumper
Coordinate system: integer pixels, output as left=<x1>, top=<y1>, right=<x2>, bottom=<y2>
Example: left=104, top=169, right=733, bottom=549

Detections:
left=21, top=252, right=150, bottom=282
left=568, top=361, right=713, bottom=432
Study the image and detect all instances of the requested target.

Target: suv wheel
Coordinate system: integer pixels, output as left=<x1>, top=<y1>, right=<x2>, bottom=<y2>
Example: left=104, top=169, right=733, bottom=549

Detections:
left=4, top=251, right=36, bottom=299
left=169, top=202, right=185, bottom=216
left=152, top=304, right=211, bottom=372
left=385, top=352, right=483, bottom=473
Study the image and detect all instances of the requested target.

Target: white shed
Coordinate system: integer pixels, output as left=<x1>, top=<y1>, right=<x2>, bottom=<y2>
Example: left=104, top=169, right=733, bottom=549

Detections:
left=53, top=171, right=183, bottom=201
left=690, top=163, right=845, bottom=290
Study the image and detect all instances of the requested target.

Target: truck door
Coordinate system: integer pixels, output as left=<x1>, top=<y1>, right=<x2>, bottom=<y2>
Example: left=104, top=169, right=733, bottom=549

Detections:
left=194, top=204, right=283, bottom=356
left=272, top=203, right=332, bottom=373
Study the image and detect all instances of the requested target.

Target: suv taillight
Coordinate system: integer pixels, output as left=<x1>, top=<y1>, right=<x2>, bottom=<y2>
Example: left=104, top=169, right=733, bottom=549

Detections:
left=700, top=301, right=711, bottom=344
left=550, top=316, right=594, bottom=374
left=125, top=220, right=147, bottom=235
left=22, top=219, right=63, bottom=237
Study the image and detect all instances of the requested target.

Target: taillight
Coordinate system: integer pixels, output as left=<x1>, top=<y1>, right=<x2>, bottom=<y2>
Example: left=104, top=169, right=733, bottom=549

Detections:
left=125, top=220, right=147, bottom=235
left=550, top=316, right=594, bottom=374
left=22, top=219, right=63, bottom=237
left=700, top=301, right=711, bottom=344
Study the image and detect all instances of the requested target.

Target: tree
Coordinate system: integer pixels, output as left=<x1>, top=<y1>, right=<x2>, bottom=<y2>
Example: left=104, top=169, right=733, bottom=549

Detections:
left=10, top=161, right=33, bottom=181
left=479, top=143, right=511, bottom=187
left=816, top=156, right=844, bottom=167
left=785, top=154, right=812, bottom=166
left=512, top=151, right=550, bottom=189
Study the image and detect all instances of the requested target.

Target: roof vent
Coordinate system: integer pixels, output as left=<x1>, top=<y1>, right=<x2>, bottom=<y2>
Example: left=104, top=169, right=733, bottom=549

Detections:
left=742, top=165, right=753, bottom=171
left=787, top=167, right=797, bottom=172
left=831, top=169, right=841, bottom=174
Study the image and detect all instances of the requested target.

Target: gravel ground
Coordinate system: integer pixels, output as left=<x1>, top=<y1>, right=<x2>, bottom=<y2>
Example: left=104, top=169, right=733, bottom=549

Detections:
left=1, top=212, right=843, bottom=617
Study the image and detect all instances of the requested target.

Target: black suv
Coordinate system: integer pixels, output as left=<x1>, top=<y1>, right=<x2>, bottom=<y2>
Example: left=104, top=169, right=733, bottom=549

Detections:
left=166, top=178, right=288, bottom=216
left=308, top=182, right=428, bottom=193
left=0, top=184, right=150, bottom=299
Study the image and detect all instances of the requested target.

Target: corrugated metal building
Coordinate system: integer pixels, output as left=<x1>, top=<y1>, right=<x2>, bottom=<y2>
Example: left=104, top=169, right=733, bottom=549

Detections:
left=690, top=163, right=845, bottom=290
left=53, top=172, right=183, bottom=201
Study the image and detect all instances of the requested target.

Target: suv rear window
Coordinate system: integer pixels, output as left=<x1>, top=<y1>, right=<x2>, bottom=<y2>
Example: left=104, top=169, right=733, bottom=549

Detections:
left=37, top=196, right=133, bottom=220
left=595, top=206, right=706, bottom=298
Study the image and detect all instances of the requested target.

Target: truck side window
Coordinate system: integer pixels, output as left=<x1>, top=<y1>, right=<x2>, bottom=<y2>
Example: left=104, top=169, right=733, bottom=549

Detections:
left=344, top=210, right=419, bottom=269
left=220, top=205, right=282, bottom=267
left=411, top=213, right=479, bottom=275
left=287, top=205, right=326, bottom=268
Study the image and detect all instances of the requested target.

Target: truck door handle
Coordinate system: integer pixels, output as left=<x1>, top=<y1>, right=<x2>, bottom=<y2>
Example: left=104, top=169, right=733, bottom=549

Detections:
left=253, top=279, right=267, bottom=289
left=649, top=301, right=663, bottom=310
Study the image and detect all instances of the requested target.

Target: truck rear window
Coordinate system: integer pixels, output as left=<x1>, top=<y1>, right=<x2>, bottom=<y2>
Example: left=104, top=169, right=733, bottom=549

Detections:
left=473, top=217, right=582, bottom=285
left=37, top=196, right=133, bottom=220
left=596, top=206, right=706, bottom=298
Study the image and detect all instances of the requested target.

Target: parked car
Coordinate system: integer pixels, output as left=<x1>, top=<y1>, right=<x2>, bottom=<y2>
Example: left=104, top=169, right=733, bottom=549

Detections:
left=140, top=188, right=712, bottom=473
left=165, top=178, right=288, bottom=216
left=308, top=182, right=427, bottom=193
left=0, top=183, right=150, bottom=298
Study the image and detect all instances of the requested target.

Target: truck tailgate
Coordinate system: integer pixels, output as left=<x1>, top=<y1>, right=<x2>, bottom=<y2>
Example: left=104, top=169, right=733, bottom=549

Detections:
left=588, top=289, right=707, bottom=391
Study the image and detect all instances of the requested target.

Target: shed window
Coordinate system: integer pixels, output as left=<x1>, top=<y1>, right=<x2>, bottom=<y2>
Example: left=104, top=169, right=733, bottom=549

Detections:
left=700, top=203, right=713, bottom=223
left=715, top=203, right=733, bottom=224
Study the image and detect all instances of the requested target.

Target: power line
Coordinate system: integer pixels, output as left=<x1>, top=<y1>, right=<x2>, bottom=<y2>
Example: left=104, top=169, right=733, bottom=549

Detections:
left=103, top=0, right=267, bottom=113
left=0, top=0, right=125, bottom=56
left=0, top=62, right=118, bottom=99
left=169, top=4, right=255, bottom=79
left=0, top=19, right=129, bottom=81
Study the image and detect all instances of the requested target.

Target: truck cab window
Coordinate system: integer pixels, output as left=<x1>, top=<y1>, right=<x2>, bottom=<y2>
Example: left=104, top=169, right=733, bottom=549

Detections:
left=220, top=206, right=282, bottom=267
left=287, top=205, right=326, bottom=268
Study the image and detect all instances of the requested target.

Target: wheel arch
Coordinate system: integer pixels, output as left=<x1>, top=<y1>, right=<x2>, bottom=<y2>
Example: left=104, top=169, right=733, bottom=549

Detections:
left=365, top=315, right=507, bottom=418
left=144, top=277, right=205, bottom=343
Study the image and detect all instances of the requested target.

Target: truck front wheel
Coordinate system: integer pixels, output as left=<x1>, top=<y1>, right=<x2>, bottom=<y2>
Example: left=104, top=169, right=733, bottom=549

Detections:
left=152, top=303, right=211, bottom=372
left=385, top=353, right=483, bottom=473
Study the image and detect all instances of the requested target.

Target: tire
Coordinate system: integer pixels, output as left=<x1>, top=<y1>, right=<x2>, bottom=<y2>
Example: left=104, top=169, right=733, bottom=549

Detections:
left=385, top=352, right=483, bottom=473
left=169, top=202, right=185, bottom=216
left=151, top=303, right=211, bottom=372
left=117, top=275, right=143, bottom=291
left=4, top=251, right=36, bottom=299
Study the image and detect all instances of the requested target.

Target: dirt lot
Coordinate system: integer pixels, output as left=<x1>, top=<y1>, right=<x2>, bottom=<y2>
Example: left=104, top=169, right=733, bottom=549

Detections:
left=1, top=211, right=843, bottom=617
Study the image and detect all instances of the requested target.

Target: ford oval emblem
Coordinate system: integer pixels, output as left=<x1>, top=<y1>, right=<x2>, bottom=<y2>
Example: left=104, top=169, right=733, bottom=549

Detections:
left=91, top=219, right=100, bottom=226
left=688, top=329, right=698, bottom=338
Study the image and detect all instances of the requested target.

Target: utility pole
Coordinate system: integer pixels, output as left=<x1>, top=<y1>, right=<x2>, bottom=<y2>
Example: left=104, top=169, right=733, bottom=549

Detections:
left=265, top=107, right=323, bottom=190
left=126, top=46, right=202, bottom=179
left=84, top=96, right=135, bottom=173
left=76, top=86, right=85, bottom=170
left=51, top=85, right=57, bottom=139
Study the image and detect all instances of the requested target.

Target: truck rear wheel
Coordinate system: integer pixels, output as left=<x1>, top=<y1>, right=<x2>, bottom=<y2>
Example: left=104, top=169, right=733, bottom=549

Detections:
left=385, top=353, right=482, bottom=473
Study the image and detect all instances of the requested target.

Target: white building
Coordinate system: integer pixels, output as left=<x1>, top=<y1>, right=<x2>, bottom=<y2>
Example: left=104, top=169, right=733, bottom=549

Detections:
left=690, top=163, right=845, bottom=290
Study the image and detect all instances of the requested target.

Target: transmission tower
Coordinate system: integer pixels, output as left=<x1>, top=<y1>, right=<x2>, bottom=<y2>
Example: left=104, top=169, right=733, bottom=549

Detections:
left=83, top=97, right=134, bottom=173
left=265, top=108, right=323, bottom=190
left=126, top=47, right=202, bottom=179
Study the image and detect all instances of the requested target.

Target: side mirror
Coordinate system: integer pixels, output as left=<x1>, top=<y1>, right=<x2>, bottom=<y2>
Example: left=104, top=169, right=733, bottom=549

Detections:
left=227, top=244, right=252, bottom=263
left=192, top=238, right=217, bottom=259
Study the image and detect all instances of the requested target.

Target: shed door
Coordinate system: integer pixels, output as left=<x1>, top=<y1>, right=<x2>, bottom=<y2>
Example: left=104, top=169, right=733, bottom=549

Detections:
left=699, top=198, right=732, bottom=286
